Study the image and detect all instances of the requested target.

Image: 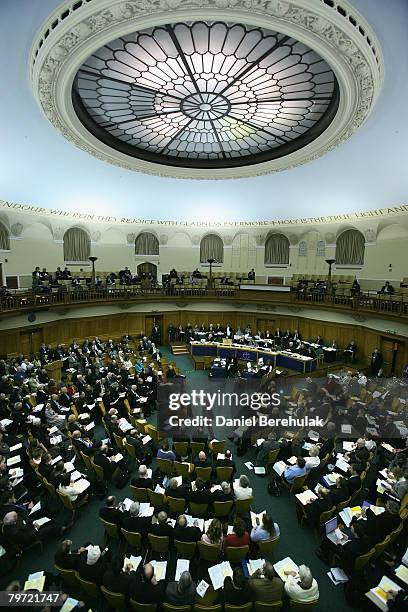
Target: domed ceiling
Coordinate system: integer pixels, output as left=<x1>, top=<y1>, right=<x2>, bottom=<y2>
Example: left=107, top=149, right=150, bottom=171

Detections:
left=0, top=0, right=407, bottom=222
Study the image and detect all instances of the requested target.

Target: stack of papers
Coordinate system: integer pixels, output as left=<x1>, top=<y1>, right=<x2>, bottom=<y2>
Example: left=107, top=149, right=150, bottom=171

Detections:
left=123, top=555, right=142, bottom=572
left=273, top=557, right=299, bottom=582
left=175, top=559, right=190, bottom=580
left=339, top=506, right=362, bottom=527
left=24, top=571, right=46, bottom=591
left=151, top=560, right=167, bottom=581
left=208, top=561, right=233, bottom=590
left=366, top=576, right=401, bottom=610
left=335, top=457, right=350, bottom=473
left=295, top=490, right=318, bottom=505
left=327, top=567, right=348, bottom=585
left=72, top=478, right=90, bottom=494
left=139, top=503, right=154, bottom=517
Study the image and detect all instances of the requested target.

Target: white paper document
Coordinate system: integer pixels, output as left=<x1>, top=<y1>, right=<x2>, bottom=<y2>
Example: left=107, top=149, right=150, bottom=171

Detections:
left=175, top=559, right=190, bottom=581
left=208, top=561, right=233, bottom=590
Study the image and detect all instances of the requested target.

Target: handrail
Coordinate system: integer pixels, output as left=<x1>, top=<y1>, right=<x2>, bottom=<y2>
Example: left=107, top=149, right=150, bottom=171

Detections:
left=0, top=286, right=407, bottom=320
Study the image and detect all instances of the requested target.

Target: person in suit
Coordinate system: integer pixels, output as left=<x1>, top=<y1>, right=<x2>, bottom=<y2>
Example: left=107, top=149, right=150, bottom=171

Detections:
left=37, top=453, right=54, bottom=480
left=213, top=481, right=234, bottom=502
left=2, top=511, right=61, bottom=547
left=256, top=432, right=281, bottom=465
left=93, top=444, right=120, bottom=481
left=99, top=496, right=124, bottom=527
left=165, top=478, right=190, bottom=500
left=173, top=514, right=202, bottom=542
left=54, top=539, right=85, bottom=570
left=215, top=449, right=236, bottom=476
left=128, top=563, right=164, bottom=604
left=121, top=501, right=151, bottom=537
left=371, top=348, right=383, bottom=377
left=302, top=487, right=333, bottom=528
left=249, top=562, right=284, bottom=603
left=148, top=511, right=173, bottom=538
left=131, top=464, right=154, bottom=490
left=329, top=477, right=350, bottom=506
left=380, top=281, right=394, bottom=295
left=166, top=571, right=197, bottom=605
left=188, top=478, right=213, bottom=505
left=71, top=430, right=97, bottom=457
left=344, top=341, right=358, bottom=362
left=78, top=545, right=108, bottom=586
left=347, top=438, right=370, bottom=467
left=193, top=451, right=211, bottom=469
left=102, top=555, right=133, bottom=596
left=346, top=464, right=362, bottom=496
left=351, top=279, right=361, bottom=296
left=224, top=567, right=253, bottom=605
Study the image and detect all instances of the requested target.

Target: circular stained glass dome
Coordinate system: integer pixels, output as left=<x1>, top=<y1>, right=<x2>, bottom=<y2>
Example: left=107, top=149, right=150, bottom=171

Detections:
left=72, top=21, right=339, bottom=169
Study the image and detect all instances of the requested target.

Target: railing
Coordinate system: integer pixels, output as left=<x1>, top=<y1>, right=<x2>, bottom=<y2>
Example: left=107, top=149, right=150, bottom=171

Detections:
left=0, top=286, right=407, bottom=319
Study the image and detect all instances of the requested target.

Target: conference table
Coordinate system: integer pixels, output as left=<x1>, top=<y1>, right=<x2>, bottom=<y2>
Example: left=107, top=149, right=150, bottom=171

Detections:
left=190, top=341, right=318, bottom=374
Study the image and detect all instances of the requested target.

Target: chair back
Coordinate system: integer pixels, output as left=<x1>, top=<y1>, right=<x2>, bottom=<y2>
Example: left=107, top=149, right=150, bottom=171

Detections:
left=75, top=572, right=99, bottom=599
left=174, top=539, right=197, bottom=559
left=80, top=451, right=93, bottom=471
left=209, top=440, right=226, bottom=455
left=189, top=502, right=208, bottom=517
left=214, top=500, right=233, bottom=518
left=157, top=457, right=174, bottom=476
left=174, top=441, right=189, bottom=457
left=130, top=602, right=157, bottom=611
left=235, top=497, right=254, bottom=515
left=57, top=490, right=74, bottom=511
left=289, top=600, right=319, bottom=611
left=290, top=473, right=308, bottom=494
left=113, top=432, right=125, bottom=450
left=225, top=604, right=253, bottom=612
left=121, top=529, right=142, bottom=551
left=135, top=419, right=147, bottom=434
left=198, top=540, right=221, bottom=562
left=389, top=522, right=403, bottom=544
left=43, top=479, right=57, bottom=498
left=100, top=517, right=120, bottom=539
left=195, top=466, right=212, bottom=481
left=337, top=497, right=351, bottom=513
left=266, top=448, right=280, bottom=466
left=194, top=605, right=223, bottom=612
left=190, top=441, right=205, bottom=456
left=255, top=602, right=283, bottom=611
left=148, top=534, right=170, bottom=553
left=318, top=506, right=336, bottom=528
left=175, top=461, right=193, bottom=478
left=372, top=535, right=391, bottom=561
left=145, top=424, right=161, bottom=443
left=258, top=536, right=280, bottom=557
left=130, top=485, right=149, bottom=502
left=54, top=565, right=77, bottom=588
left=163, top=604, right=192, bottom=612
left=100, top=586, right=127, bottom=610
left=91, top=458, right=104, bottom=481
left=354, top=547, right=375, bottom=571
left=215, top=467, right=233, bottom=482
left=225, top=545, right=249, bottom=563
left=123, top=439, right=136, bottom=459
left=148, top=489, right=165, bottom=509
left=167, top=496, right=187, bottom=515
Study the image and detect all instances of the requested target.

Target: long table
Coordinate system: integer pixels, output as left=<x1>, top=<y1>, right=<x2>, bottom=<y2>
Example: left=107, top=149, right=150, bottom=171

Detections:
left=191, top=342, right=317, bottom=374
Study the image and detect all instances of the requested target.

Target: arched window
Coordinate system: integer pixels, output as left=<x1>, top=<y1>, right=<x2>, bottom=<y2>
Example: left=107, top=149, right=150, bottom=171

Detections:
left=298, top=241, right=307, bottom=257
left=135, top=232, right=159, bottom=255
left=264, top=233, right=290, bottom=265
left=63, top=227, right=90, bottom=262
left=335, top=229, right=365, bottom=266
left=316, top=240, right=326, bottom=257
left=0, top=223, right=10, bottom=251
left=200, top=234, right=223, bottom=263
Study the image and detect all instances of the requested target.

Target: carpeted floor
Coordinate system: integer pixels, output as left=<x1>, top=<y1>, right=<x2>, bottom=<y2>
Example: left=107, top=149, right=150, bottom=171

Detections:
left=1, top=347, right=385, bottom=610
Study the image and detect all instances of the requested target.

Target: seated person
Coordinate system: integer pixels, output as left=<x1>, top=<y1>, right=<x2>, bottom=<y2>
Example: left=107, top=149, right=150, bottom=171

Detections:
left=283, top=457, right=306, bottom=485
left=165, top=570, right=197, bottom=605
left=251, top=512, right=280, bottom=543
left=224, top=517, right=249, bottom=550
left=128, top=563, right=163, bottom=604
left=249, top=562, right=284, bottom=603
left=347, top=438, right=369, bottom=467
left=193, top=451, right=211, bottom=469
left=131, top=464, right=154, bottom=490
left=304, top=446, right=321, bottom=471
left=189, top=477, right=213, bottom=505
left=165, top=477, right=190, bottom=500
left=58, top=473, right=88, bottom=502
left=93, top=444, right=121, bottom=481
left=173, top=514, right=202, bottom=542
left=329, top=477, right=350, bottom=506
left=302, top=487, right=333, bottom=527
left=201, top=518, right=223, bottom=549
left=121, top=501, right=151, bottom=536
left=148, top=510, right=173, bottom=538
left=157, top=440, right=176, bottom=462
left=284, top=565, right=319, bottom=603
left=213, top=481, right=234, bottom=503
left=233, top=474, right=253, bottom=500
left=78, top=545, right=108, bottom=586
left=215, top=449, right=236, bottom=475
left=54, top=539, right=85, bottom=570
left=256, top=432, right=281, bottom=465
left=102, top=554, right=133, bottom=596
left=224, top=567, right=253, bottom=605
left=99, top=496, right=124, bottom=527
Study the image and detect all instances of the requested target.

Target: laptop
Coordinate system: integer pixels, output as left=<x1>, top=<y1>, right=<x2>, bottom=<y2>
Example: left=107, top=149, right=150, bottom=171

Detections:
left=325, top=517, right=339, bottom=544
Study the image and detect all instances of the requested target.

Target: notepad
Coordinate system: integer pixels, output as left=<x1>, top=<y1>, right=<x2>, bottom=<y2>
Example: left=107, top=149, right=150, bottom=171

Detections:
left=247, top=558, right=266, bottom=576
left=196, top=580, right=209, bottom=598
left=7, top=455, right=21, bottom=466
left=175, top=559, right=190, bottom=581
left=395, top=564, right=408, bottom=585
left=273, top=460, right=287, bottom=476
left=151, top=560, right=167, bottom=581
left=123, top=555, right=142, bottom=572
left=72, top=478, right=90, bottom=494
left=273, top=557, right=299, bottom=582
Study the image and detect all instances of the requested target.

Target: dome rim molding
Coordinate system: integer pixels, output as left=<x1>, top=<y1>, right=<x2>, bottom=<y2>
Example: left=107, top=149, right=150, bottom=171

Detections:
left=29, top=0, right=384, bottom=180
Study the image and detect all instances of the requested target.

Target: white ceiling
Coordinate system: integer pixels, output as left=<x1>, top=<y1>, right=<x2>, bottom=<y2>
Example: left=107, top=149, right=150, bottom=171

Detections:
left=1, top=0, right=407, bottom=222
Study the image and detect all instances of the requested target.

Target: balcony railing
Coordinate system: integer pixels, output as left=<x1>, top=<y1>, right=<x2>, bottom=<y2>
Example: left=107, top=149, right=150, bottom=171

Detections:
left=0, top=285, right=407, bottom=319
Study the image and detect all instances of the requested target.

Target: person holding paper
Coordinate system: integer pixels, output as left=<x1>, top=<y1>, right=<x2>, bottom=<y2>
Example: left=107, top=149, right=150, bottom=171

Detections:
left=131, top=464, right=154, bottom=490
left=224, top=518, right=250, bottom=550
left=346, top=438, right=369, bottom=467
left=282, top=457, right=306, bottom=485
left=256, top=432, right=281, bottom=465
left=251, top=513, right=280, bottom=543
left=165, top=570, right=197, bottom=605
left=224, top=567, right=253, bottom=605
left=149, top=511, right=173, bottom=538
left=233, top=474, right=253, bottom=500
left=249, top=562, right=284, bottom=603
left=54, top=539, right=85, bottom=570
left=173, top=514, right=202, bottom=542
left=304, top=445, right=321, bottom=471
left=102, top=555, right=134, bottom=596
left=284, top=565, right=319, bottom=603
left=78, top=545, right=109, bottom=586
left=59, top=473, right=89, bottom=502
left=301, top=487, right=332, bottom=527
left=201, top=518, right=223, bottom=550
left=122, top=501, right=151, bottom=537
left=329, top=477, right=350, bottom=506
left=99, top=496, right=124, bottom=527
left=213, top=481, right=234, bottom=502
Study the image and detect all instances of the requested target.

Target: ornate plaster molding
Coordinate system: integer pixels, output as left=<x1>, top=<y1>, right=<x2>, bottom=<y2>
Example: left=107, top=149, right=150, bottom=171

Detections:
left=30, top=0, right=383, bottom=179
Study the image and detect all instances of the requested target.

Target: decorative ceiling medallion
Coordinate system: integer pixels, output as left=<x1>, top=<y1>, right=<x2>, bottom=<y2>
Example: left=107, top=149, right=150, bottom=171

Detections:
left=30, top=0, right=383, bottom=179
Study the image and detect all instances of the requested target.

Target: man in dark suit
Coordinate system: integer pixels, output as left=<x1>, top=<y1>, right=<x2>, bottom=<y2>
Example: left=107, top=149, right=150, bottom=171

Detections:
left=72, top=430, right=97, bottom=457
left=166, top=478, right=190, bottom=500
left=131, top=464, right=154, bottom=490
left=54, top=539, right=85, bottom=570
left=215, top=449, right=236, bottom=476
left=128, top=563, right=164, bottom=604
left=346, top=464, right=362, bottom=496
left=121, top=501, right=151, bottom=536
left=380, top=281, right=394, bottom=295
left=188, top=478, right=213, bottom=505
left=78, top=545, right=108, bottom=586
left=99, top=496, right=124, bottom=527
left=37, top=453, right=54, bottom=480
left=93, top=444, right=120, bottom=481
left=212, top=481, right=234, bottom=502
left=148, top=511, right=173, bottom=538
left=193, top=451, right=211, bottom=469
left=173, top=514, right=202, bottom=542
left=371, top=348, right=383, bottom=377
